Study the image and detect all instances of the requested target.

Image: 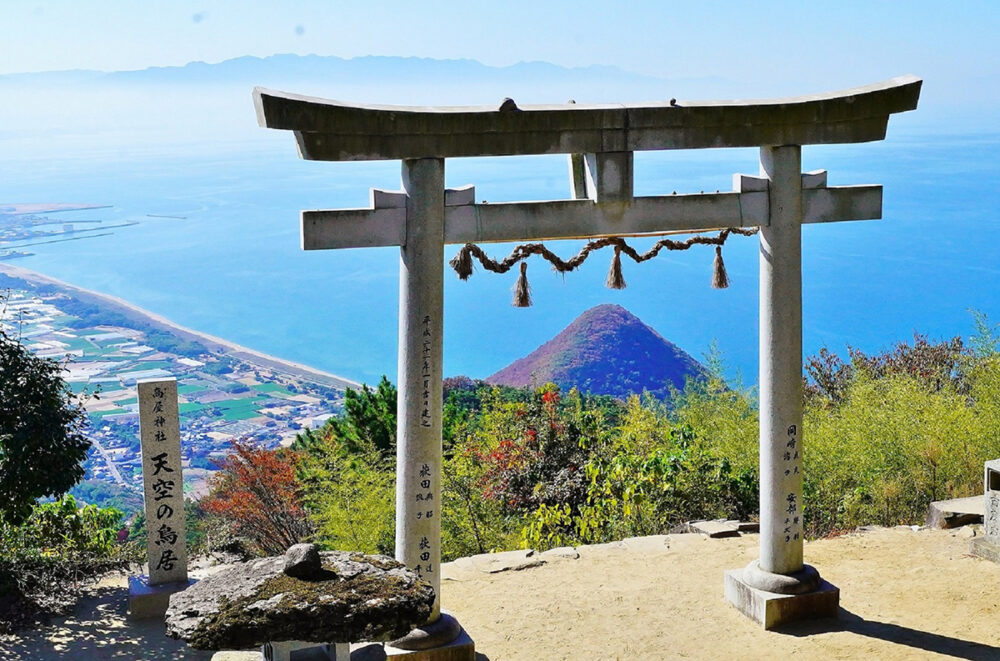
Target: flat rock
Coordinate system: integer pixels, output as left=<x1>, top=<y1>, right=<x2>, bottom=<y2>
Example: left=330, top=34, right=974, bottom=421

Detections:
left=955, top=525, right=979, bottom=539
left=579, top=541, right=627, bottom=555
left=540, top=546, right=580, bottom=560
left=621, top=535, right=670, bottom=552
left=688, top=520, right=740, bottom=538
left=165, top=551, right=434, bottom=650
left=926, top=496, right=983, bottom=529
left=469, top=549, right=545, bottom=573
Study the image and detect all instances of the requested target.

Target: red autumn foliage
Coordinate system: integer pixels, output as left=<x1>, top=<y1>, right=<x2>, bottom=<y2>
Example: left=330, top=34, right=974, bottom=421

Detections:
left=201, top=438, right=313, bottom=555
left=471, top=388, right=588, bottom=510
left=804, top=334, right=968, bottom=405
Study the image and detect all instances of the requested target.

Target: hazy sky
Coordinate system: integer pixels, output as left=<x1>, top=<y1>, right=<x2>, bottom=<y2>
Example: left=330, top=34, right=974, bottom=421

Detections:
left=4, top=1, right=997, bottom=92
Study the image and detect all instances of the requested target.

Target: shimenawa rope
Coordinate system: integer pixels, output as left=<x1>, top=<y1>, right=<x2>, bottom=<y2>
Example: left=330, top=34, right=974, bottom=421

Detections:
left=448, top=228, right=757, bottom=307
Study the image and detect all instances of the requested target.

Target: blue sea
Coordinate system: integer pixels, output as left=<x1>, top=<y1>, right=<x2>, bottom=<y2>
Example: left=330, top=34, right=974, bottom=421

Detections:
left=3, top=122, right=998, bottom=388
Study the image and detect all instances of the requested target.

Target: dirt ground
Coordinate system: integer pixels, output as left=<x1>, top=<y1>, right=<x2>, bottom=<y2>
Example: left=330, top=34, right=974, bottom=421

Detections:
left=444, top=526, right=1000, bottom=661
left=2, top=526, right=998, bottom=660
left=0, top=572, right=213, bottom=660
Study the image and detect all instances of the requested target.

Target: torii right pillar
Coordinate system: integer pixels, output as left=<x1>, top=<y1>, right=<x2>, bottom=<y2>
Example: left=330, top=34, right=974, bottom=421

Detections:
left=724, top=144, right=839, bottom=628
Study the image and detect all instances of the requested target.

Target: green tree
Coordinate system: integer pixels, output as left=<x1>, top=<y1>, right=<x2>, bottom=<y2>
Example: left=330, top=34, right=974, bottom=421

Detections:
left=300, top=442, right=395, bottom=556
left=297, top=376, right=398, bottom=457
left=0, top=305, right=91, bottom=525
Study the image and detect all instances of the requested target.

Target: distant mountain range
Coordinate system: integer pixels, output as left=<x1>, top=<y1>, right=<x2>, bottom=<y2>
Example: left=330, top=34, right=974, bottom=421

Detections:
left=0, top=54, right=660, bottom=86
left=0, top=53, right=744, bottom=104
left=487, top=304, right=705, bottom=399
left=0, top=53, right=750, bottom=162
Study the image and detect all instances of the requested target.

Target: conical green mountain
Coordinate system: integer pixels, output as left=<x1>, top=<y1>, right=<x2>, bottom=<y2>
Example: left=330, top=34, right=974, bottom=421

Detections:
left=486, top=304, right=705, bottom=399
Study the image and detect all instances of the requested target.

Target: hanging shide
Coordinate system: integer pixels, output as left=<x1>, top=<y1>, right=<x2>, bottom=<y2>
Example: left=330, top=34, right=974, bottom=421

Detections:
left=450, top=245, right=474, bottom=280
left=606, top=246, right=626, bottom=290
left=449, top=227, right=754, bottom=305
left=712, top=245, right=729, bottom=290
left=513, top=262, right=531, bottom=308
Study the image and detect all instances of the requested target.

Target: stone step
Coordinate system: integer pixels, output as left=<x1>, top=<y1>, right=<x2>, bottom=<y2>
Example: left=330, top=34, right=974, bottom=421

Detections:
left=925, top=495, right=984, bottom=529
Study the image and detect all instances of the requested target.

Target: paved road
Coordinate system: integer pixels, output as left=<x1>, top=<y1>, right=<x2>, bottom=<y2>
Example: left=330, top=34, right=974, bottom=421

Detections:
left=88, top=434, right=129, bottom=488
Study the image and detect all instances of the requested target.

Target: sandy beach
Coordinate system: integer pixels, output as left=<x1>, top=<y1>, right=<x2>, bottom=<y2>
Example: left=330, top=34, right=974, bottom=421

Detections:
left=0, top=263, right=361, bottom=391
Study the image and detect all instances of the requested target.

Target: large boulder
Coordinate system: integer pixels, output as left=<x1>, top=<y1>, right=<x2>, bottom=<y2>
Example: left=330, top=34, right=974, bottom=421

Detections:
left=165, top=546, right=434, bottom=650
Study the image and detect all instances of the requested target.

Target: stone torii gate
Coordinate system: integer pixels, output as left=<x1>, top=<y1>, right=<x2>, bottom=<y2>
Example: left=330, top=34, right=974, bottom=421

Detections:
left=253, top=75, right=920, bottom=648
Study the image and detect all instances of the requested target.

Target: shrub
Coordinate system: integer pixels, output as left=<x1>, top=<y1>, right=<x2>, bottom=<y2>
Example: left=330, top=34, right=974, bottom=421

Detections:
left=299, top=441, right=395, bottom=556
left=0, top=495, right=141, bottom=632
left=1, top=306, right=92, bottom=525
left=522, top=397, right=758, bottom=550
left=804, top=372, right=985, bottom=535
left=201, top=439, right=313, bottom=556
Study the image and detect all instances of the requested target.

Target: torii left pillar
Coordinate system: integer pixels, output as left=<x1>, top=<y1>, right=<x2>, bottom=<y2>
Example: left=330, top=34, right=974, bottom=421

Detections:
left=388, top=157, right=474, bottom=658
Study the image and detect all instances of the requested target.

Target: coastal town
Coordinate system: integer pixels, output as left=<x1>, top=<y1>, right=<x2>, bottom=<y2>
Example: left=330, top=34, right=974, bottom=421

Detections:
left=0, top=271, right=347, bottom=510
left=0, top=203, right=127, bottom=261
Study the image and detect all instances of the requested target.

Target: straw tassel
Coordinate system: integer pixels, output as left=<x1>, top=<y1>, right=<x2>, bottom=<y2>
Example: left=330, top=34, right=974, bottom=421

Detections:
left=513, top=261, right=532, bottom=307
left=712, top=245, right=729, bottom=289
left=606, top=245, right=626, bottom=290
left=450, top=245, right=474, bottom=280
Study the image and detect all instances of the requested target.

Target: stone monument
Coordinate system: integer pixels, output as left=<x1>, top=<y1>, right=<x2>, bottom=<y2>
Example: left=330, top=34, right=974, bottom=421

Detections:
left=252, top=75, right=921, bottom=635
left=128, top=377, right=195, bottom=618
left=971, top=459, right=1000, bottom=562
left=165, top=544, right=434, bottom=661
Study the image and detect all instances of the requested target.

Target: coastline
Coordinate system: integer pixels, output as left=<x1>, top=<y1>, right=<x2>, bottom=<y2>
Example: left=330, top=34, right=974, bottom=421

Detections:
left=0, top=262, right=362, bottom=391
left=0, top=203, right=113, bottom=215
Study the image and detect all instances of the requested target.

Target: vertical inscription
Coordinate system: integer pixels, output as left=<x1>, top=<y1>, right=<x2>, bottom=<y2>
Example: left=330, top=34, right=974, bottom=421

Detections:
left=782, top=423, right=801, bottom=544
left=420, top=315, right=433, bottom=428
left=412, top=462, right=436, bottom=578
left=138, top=378, right=187, bottom=585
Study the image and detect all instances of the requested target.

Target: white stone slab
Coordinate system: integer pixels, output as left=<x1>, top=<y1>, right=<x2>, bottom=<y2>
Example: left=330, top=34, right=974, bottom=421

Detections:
left=689, top=520, right=740, bottom=538
left=925, top=495, right=983, bottom=529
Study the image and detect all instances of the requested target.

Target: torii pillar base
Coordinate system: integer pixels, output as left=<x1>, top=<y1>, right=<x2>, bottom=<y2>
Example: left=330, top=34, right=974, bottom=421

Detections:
left=366, top=612, right=474, bottom=661
left=372, top=634, right=475, bottom=661
left=724, top=568, right=839, bottom=630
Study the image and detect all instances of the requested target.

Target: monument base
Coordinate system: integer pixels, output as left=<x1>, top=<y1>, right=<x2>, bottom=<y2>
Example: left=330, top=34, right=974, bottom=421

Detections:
left=971, top=537, right=1000, bottom=563
left=262, top=641, right=349, bottom=661
left=128, top=574, right=196, bottom=619
left=209, top=631, right=475, bottom=661
left=724, top=570, right=839, bottom=630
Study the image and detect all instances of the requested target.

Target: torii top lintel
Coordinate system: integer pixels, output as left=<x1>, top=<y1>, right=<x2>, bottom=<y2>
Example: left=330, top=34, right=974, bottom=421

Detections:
left=253, top=75, right=921, bottom=162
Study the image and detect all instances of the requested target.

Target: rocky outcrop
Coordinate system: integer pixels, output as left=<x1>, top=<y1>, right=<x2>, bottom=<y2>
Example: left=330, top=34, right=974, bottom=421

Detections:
left=165, top=546, right=434, bottom=650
